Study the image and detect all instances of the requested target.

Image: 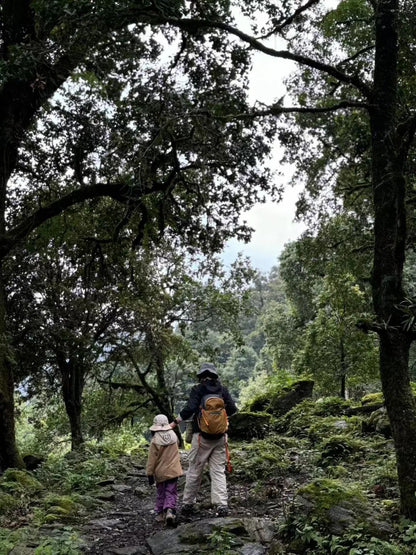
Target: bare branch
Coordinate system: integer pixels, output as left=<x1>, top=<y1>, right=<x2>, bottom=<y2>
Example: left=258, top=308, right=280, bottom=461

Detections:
left=193, top=100, right=369, bottom=122
left=161, top=17, right=372, bottom=98
left=259, top=0, right=322, bottom=40
left=98, top=379, right=146, bottom=394
left=338, top=44, right=375, bottom=67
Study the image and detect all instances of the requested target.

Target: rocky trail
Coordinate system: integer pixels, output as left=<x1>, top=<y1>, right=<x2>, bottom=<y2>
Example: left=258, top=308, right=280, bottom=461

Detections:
left=80, top=451, right=297, bottom=554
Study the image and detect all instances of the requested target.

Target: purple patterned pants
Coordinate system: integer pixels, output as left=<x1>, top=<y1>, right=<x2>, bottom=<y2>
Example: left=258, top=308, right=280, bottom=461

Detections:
left=155, top=478, right=178, bottom=513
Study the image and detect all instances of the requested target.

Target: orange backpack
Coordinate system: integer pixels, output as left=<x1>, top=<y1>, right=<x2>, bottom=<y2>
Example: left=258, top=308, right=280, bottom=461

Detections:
left=198, top=394, right=228, bottom=436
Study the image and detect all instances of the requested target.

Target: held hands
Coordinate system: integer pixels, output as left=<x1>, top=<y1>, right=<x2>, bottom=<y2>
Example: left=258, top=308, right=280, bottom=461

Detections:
left=169, top=421, right=177, bottom=428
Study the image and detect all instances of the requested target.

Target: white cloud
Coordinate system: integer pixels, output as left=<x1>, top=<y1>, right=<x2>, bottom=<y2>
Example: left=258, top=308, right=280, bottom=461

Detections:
left=222, top=185, right=306, bottom=272
left=220, top=20, right=311, bottom=273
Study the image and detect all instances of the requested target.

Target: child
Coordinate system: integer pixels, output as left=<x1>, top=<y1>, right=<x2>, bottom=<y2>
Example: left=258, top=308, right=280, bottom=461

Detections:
left=146, top=414, right=183, bottom=525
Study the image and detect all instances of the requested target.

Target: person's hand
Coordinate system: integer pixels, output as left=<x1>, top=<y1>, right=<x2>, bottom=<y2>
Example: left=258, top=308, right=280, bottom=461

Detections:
left=169, top=421, right=177, bottom=428
left=147, top=475, right=155, bottom=486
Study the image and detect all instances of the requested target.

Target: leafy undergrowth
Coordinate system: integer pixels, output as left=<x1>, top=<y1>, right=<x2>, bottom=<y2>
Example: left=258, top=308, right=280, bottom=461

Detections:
left=225, top=394, right=416, bottom=553
left=268, top=396, right=416, bottom=554
left=1, top=396, right=416, bottom=553
left=0, top=425, right=148, bottom=554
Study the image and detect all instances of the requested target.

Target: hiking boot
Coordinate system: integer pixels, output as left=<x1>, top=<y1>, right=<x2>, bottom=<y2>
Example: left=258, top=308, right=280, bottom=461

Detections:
left=155, top=512, right=164, bottom=523
left=165, top=508, right=176, bottom=526
left=181, top=503, right=194, bottom=516
left=216, top=505, right=229, bottom=517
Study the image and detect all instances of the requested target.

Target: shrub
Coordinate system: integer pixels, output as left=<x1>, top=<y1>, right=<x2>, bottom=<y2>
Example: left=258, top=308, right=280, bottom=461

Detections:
left=230, top=436, right=293, bottom=482
left=317, top=435, right=367, bottom=466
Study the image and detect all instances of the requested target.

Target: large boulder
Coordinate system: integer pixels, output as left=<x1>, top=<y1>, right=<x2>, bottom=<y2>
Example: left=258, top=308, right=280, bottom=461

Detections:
left=248, top=380, right=314, bottom=417
left=289, top=478, right=393, bottom=540
left=228, top=412, right=271, bottom=440
left=146, top=517, right=276, bottom=554
left=362, top=406, right=391, bottom=437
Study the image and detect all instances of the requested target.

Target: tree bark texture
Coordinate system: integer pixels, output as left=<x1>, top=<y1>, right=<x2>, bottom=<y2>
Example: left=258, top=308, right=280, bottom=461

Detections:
left=0, top=264, right=23, bottom=470
left=339, top=338, right=346, bottom=400
left=59, top=359, right=85, bottom=450
left=378, top=331, right=416, bottom=516
left=0, top=124, right=23, bottom=469
left=370, top=0, right=416, bottom=518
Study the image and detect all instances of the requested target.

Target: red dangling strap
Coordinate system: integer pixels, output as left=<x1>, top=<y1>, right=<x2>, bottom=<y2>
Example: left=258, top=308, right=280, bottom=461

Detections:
left=225, top=436, right=231, bottom=473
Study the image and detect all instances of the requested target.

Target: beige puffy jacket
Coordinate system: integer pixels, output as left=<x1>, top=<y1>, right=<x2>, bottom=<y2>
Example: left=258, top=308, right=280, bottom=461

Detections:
left=146, top=429, right=183, bottom=483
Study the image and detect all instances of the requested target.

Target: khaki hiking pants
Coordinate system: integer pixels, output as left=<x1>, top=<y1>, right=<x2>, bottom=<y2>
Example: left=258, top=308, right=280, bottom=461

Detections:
left=182, top=433, right=228, bottom=507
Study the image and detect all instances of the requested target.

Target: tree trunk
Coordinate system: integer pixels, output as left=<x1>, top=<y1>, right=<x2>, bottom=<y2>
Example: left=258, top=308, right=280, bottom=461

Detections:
left=60, top=360, right=85, bottom=450
left=339, top=337, right=347, bottom=399
left=370, top=0, right=416, bottom=518
left=0, top=267, right=23, bottom=470
left=153, top=344, right=184, bottom=447
left=378, top=330, right=416, bottom=516
left=0, top=137, right=23, bottom=469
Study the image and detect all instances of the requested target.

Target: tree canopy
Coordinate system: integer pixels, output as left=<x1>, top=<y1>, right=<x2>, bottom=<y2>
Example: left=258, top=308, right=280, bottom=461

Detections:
left=2, top=0, right=416, bottom=521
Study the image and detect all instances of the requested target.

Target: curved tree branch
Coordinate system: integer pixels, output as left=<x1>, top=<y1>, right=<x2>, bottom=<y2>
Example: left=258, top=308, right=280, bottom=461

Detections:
left=3, top=182, right=156, bottom=256
left=160, top=17, right=372, bottom=99
left=259, top=0, right=322, bottom=40
left=192, top=100, right=370, bottom=122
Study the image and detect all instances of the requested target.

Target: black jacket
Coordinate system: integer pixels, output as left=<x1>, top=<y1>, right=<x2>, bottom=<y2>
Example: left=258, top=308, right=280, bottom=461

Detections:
left=179, top=379, right=237, bottom=439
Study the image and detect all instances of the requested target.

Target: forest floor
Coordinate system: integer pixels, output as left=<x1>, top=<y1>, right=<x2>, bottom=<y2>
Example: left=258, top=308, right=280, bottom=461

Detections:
left=80, top=448, right=300, bottom=554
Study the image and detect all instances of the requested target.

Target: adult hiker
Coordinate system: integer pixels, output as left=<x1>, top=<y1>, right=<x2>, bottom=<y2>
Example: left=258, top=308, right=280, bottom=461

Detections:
left=170, top=362, right=237, bottom=517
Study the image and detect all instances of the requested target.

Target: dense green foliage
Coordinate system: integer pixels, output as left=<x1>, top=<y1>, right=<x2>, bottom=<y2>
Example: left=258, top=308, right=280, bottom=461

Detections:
left=2, top=391, right=415, bottom=553
left=2, top=0, right=416, bottom=546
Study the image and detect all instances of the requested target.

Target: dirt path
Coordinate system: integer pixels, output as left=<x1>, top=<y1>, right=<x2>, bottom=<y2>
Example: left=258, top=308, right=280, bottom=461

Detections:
left=80, top=453, right=297, bottom=554
left=81, top=461, right=156, bottom=554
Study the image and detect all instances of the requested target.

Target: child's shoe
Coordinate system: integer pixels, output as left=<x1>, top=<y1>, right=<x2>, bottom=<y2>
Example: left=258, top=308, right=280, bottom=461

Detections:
left=165, top=508, right=176, bottom=526
left=155, top=512, right=164, bottom=523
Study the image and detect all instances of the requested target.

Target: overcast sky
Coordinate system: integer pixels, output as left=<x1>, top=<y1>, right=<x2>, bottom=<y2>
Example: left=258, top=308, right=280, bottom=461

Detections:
left=221, top=48, right=306, bottom=273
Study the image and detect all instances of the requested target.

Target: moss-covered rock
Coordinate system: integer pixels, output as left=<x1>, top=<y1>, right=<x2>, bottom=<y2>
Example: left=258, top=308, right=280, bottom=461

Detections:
left=298, top=478, right=365, bottom=512
left=274, top=399, right=316, bottom=436
left=247, top=380, right=314, bottom=417
left=313, top=396, right=355, bottom=416
left=362, top=406, right=391, bottom=437
left=228, top=411, right=271, bottom=440
left=275, top=397, right=361, bottom=440
left=361, top=392, right=384, bottom=405
left=359, top=387, right=416, bottom=407
left=294, top=478, right=393, bottom=538
left=147, top=517, right=272, bottom=554
left=307, top=416, right=361, bottom=444
left=317, top=434, right=367, bottom=466
left=230, top=437, right=293, bottom=482
left=0, top=469, right=43, bottom=494
left=40, top=493, right=84, bottom=523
